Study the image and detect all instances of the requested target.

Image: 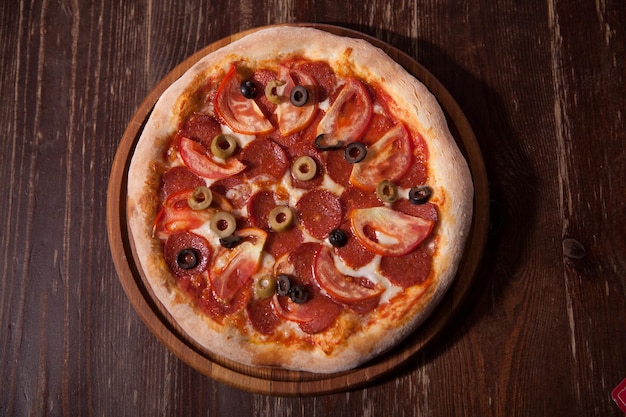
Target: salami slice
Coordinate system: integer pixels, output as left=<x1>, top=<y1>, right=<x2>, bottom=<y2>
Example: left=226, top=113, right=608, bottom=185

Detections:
left=379, top=247, right=432, bottom=288
left=178, top=113, right=223, bottom=149
left=285, top=141, right=325, bottom=190
left=160, top=166, right=205, bottom=201
left=334, top=220, right=374, bottom=268
left=296, top=189, right=342, bottom=239
left=392, top=199, right=438, bottom=222
left=265, top=225, right=304, bottom=259
left=164, top=231, right=212, bottom=277
left=247, top=298, right=280, bottom=335
left=247, top=190, right=277, bottom=230
left=297, top=292, right=343, bottom=334
left=239, top=138, right=288, bottom=180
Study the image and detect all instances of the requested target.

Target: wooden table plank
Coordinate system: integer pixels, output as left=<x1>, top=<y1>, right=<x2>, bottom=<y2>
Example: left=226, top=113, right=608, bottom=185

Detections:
left=0, top=0, right=624, bottom=416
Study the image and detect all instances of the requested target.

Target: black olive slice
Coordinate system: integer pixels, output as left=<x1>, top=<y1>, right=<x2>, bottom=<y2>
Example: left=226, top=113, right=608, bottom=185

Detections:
left=344, top=142, right=367, bottom=163
left=219, top=234, right=243, bottom=249
left=290, top=86, right=309, bottom=107
left=240, top=79, right=258, bottom=99
left=408, top=185, right=433, bottom=205
left=289, top=284, right=308, bottom=304
left=314, top=133, right=343, bottom=151
left=276, top=274, right=291, bottom=296
left=176, top=248, right=199, bottom=270
left=328, top=229, right=348, bottom=247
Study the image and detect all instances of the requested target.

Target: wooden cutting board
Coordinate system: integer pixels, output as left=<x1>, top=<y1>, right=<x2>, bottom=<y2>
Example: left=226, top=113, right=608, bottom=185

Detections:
left=106, top=23, right=489, bottom=396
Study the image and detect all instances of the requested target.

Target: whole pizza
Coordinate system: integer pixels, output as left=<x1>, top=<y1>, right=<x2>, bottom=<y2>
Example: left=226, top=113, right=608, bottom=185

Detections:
left=126, top=26, right=473, bottom=373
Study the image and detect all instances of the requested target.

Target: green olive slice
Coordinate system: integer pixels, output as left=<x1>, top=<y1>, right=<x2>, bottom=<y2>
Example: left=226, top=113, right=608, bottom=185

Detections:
left=254, top=276, right=277, bottom=299
left=187, top=186, right=213, bottom=210
left=210, top=134, right=237, bottom=159
left=210, top=211, right=237, bottom=238
left=265, top=79, right=286, bottom=104
left=268, top=206, right=294, bottom=232
left=291, top=155, right=317, bottom=181
left=376, top=180, right=399, bottom=203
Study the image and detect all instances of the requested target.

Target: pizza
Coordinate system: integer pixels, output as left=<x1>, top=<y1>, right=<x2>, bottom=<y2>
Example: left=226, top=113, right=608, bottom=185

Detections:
left=126, top=26, right=473, bottom=374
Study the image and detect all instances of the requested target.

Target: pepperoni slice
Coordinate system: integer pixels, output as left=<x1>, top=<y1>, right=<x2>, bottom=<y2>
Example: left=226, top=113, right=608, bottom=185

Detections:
left=325, top=146, right=353, bottom=187
left=285, top=141, right=325, bottom=190
left=392, top=199, right=438, bottom=223
left=397, top=161, right=428, bottom=189
left=265, top=226, right=303, bottom=259
left=340, top=186, right=382, bottom=213
left=297, top=292, right=343, bottom=334
left=247, top=298, right=280, bottom=335
left=334, top=219, right=374, bottom=268
left=178, top=113, right=223, bottom=149
left=200, top=285, right=253, bottom=322
left=239, top=139, right=288, bottom=180
left=360, top=112, right=397, bottom=145
left=247, top=190, right=276, bottom=230
left=397, top=131, right=429, bottom=188
left=296, top=189, right=342, bottom=239
left=164, top=231, right=212, bottom=277
left=379, top=247, right=432, bottom=288
left=295, top=61, right=336, bottom=102
left=274, top=242, right=320, bottom=285
left=160, top=166, right=204, bottom=201
left=210, top=176, right=251, bottom=209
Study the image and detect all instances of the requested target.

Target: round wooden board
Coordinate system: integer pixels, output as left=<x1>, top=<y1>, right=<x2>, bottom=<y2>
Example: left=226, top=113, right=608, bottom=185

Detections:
left=106, top=23, right=489, bottom=396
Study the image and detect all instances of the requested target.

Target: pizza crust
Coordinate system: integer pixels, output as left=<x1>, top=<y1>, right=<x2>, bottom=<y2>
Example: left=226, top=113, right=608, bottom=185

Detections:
left=126, top=26, right=473, bottom=374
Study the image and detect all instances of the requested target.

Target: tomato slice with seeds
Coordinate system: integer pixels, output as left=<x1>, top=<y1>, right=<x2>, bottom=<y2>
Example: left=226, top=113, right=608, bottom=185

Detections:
left=209, top=228, right=267, bottom=301
left=349, top=123, right=413, bottom=191
left=275, top=66, right=318, bottom=135
left=313, top=246, right=383, bottom=303
left=179, top=136, right=246, bottom=180
left=316, top=78, right=373, bottom=147
left=350, top=206, right=434, bottom=256
left=214, top=65, right=275, bottom=135
left=153, top=190, right=214, bottom=237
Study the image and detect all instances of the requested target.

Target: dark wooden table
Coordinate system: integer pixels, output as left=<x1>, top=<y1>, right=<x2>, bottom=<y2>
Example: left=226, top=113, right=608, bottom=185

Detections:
left=2, top=1, right=625, bottom=416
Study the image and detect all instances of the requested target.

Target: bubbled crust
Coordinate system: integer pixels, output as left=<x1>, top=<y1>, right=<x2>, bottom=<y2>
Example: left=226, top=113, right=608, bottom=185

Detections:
left=126, top=26, right=473, bottom=374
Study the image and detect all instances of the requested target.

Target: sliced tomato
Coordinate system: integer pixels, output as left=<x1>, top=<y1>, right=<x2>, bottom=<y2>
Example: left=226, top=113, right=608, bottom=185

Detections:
left=214, top=65, right=274, bottom=135
left=179, top=136, right=245, bottom=180
left=313, top=246, right=383, bottom=303
left=350, top=123, right=413, bottom=191
left=209, top=228, right=267, bottom=301
left=350, top=206, right=434, bottom=256
left=275, top=66, right=318, bottom=135
left=153, top=190, right=214, bottom=237
left=316, top=78, right=373, bottom=147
